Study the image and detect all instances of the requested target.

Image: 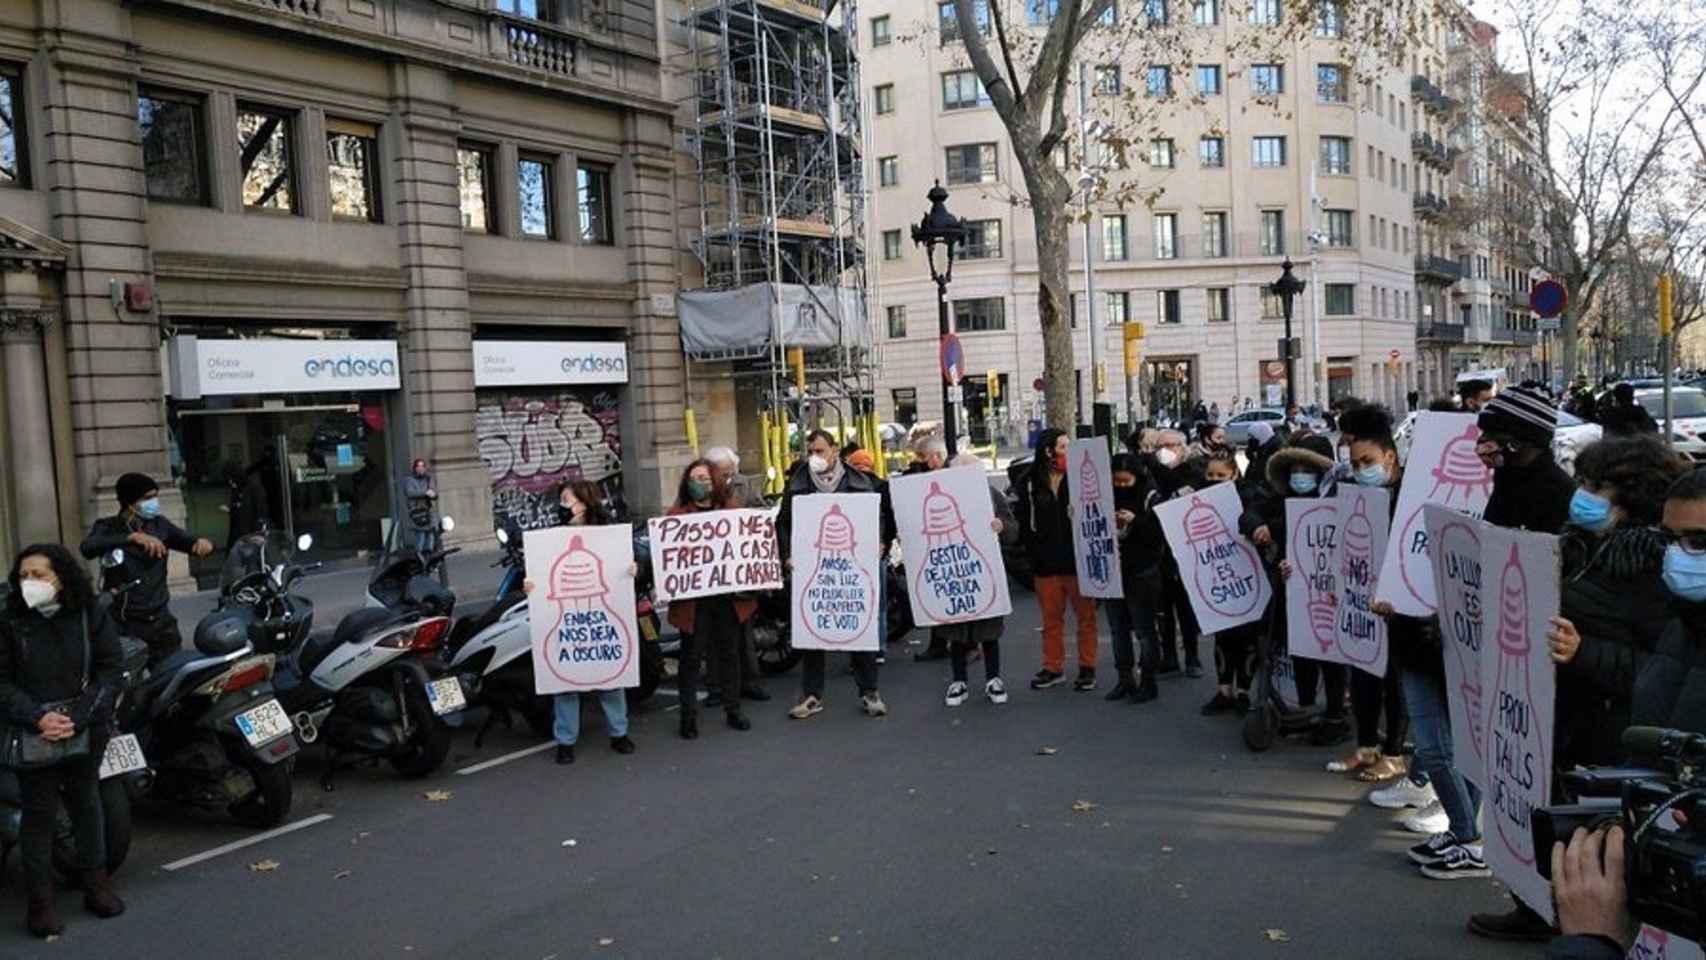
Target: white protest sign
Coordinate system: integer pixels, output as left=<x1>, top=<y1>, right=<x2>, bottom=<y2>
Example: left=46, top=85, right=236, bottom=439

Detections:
left=1284, top=498, right=1340, bottom=663
left=1153, top=481, right=1271, bottom=634
left=890, top=466, right=1013, bottom=627
left=647, top=508, right=782, bottom=602
left=1335, top=484, right=1391, bottom=678
left=1631, top=928, right=1705, bottom=960
left=1068, top=439, right=1122, bottom=599
left=1480, top=524, right=1560, bottom=924
left=523, top=525, right=640, bottom=694
left=1425, top=505, right=1489, bottom=788
left=1376, top=414, right=1492, bottom=616
left=789, top=494, right=882, bottom=652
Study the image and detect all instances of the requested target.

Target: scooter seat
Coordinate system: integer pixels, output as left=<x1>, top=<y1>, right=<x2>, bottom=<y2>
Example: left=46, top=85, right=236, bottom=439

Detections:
left=298, top=607, right=413, bottom=678
left=142, top=650, right=199, bottom=689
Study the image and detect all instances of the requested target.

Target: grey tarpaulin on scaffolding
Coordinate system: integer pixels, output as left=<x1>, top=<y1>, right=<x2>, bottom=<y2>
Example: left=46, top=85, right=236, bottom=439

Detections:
left=677, top=283, right=871, bottom=360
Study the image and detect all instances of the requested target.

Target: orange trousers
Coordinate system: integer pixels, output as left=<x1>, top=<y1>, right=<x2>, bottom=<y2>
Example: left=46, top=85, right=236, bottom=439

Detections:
left=1035, top=575, right=1099, bottom=673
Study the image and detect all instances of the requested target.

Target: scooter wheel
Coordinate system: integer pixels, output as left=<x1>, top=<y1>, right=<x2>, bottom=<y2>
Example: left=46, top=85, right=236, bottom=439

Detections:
left=1242, top=703, right=1279, bottom=753
left=229, top=756, right=293, bottom=829
left=390, top=686, right=452, bottom=778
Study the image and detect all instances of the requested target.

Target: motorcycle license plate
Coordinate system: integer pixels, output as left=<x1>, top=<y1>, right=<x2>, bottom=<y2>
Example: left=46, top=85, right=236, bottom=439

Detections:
left=234, top=699, right=294, bottom=747
left=426, top=677, right=466, bottom=716
left=98, top=734, right=146, bottom=780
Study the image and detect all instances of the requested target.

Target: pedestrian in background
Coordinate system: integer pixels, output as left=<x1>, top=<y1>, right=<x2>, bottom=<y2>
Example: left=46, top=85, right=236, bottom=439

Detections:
left=79, top=473, right=212, bottom=665
left=403, top=459, right=439, bottom=555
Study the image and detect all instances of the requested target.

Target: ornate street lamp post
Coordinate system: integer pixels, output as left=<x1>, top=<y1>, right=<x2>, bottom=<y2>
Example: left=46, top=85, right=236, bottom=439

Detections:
left=912, top=182, right=968, bottom=455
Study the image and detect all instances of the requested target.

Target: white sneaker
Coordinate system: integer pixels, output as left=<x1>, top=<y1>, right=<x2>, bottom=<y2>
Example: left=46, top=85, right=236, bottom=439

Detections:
left=861, top=692, right=888, bottom=717
left=945, top=681, right=969, bottom=707
left=1401, top=800, right=1450, bottom=835
left=985, top=677, right=1009, bottom=704
left=1369, top=777, right=1436, bottom=810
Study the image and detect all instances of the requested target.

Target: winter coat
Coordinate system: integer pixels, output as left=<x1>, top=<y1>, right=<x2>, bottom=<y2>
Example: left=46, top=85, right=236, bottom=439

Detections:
left=1483, top=451, right=1574, bottom=534
left=1598, top=401, right=1658, bottom=437
left=1555, top=525, right=1670, bottom=770
left=1630, top=596, right=1706, bottom=736
left=80, top=513, right=200, bottom=619
left=1243, top=445, right=1336, bottom=565
left=663, top=500, right=758, bottom=634
left=775, top=461, right=894, bottom=562
left=1113, top=482, right=1166, bottom=580
left=403, top=474, right=438, bottom=530
left=1011, top=465, right=1077, bottom=578
left=0, top=602, right=124, bottom=731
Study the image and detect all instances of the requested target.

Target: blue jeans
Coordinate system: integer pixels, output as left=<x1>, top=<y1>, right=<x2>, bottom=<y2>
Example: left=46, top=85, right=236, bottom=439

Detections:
left=1400, top=668, right=1482, bottom=841
left=414, top=528, right=436, bottom=554
left=552, top=690, right=629, bottom=746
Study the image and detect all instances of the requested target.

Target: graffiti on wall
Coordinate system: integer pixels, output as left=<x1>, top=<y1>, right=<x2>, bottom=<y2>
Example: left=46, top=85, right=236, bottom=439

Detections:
left=478, top=389, right=622, bottom=532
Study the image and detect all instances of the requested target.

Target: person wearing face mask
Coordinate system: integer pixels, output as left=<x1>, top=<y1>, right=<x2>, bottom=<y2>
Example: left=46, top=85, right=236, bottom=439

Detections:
left=1103, top=453, right=1167, bottom=703
left=1629, top=469, right=1706, bottom=734
left=1011, top=428, right=1102, bottom=691
left=777, top=430, right=893, bottom=720
left=1476, top=385, right=1575, bottom=535
left=1199, top=450, right=1263, bottom=715
left=0, top=544, right=126, bottom=937
left=666, top=460, right=758, bottom=739
left=79, top=472, right=212, bottom=666
left=1146, top=429, right=1206, bottom=678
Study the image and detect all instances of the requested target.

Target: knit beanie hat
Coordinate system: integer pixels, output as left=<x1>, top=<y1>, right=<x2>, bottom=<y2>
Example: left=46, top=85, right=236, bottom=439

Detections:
left=116, top=472, right=158, bottom=508
left=1292, top=433, right=1336, bottom=461
left=1477, top=386, right=1556, bottom=448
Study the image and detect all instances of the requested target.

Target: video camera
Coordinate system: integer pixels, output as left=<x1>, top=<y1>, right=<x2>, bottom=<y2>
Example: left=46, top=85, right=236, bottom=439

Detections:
left=1533, top=727, right=1706, bottom=941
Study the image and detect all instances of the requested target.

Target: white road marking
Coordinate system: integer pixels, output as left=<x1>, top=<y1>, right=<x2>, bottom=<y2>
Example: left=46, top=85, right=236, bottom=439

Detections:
left=161, top=814, right=335, bottom=872
left=455, top=741, right=555, bottom=775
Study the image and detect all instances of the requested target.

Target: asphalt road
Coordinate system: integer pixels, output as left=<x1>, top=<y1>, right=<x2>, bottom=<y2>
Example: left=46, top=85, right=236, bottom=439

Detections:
left=4, top=592, right=1532, bottom=960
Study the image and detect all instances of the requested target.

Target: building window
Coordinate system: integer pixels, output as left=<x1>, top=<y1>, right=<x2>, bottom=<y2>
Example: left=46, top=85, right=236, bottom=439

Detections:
left=1317, top=64, right=1348, bottom=103
left=237, top=105, right=297, bottom=213
left=1199, top=136, right=1225, bottom=168
left=872, top=15, right=892, bottom=46
left=1104, top=290, right=1130, bottom=325
left=1325, top=283, right=1356, bottom=315
left=1261, top=287, right=1284, bottom=318
left=1103, top=215, right=1128, bottom=261
left=0, top=64, right=26, bottom=188
left=458, top=144, right=496, bottom=233
left=878, top=155, right=899, bottom=187
left=1191, top=0, right=1218, bottom=25
left=882, top=229, right=902, bottom=260
left=497, top=0, right=558, bottom=18
left=1207, top=287, right=1230, bottom=322
left=1153, top=213, right=1177, bottom=259
left=1325, top=208, right=1353, bottom=247
left=893, top=387, right=918, bottom=422
left=886, top=304, right=906, bottom=338
left=953, top=297, right=1005, bottom=332
left=1250, top=63, right=1284, bottom=95
left=1196, top=65, right=1223, bottom=95
left=1368, top=213, right=1377, bottom=247
left=1248, top=0, right=1279, bottom=24
left=1320, top=135, right=1351, bottom=175
left=962, top=219, right=1002, bottom=259
left=326, top=119, right=380, bottom=222
left=1149, top=138, right=1175, bottom=168
left=1156, top=289, right=1182, bottom=324
left=1202, top=211, right=1227, bottom=257
left=1146, top=65, right=1172, bottom=97
left=1143, top=0, right=1167, bottom=25
left=1027, top=0, right=1060, bottom=25
left=938, top=0, right=991, bottom=42
left=1315, top=0, right=1344, bottom=36
left=1260, top=209, right=1285, bottom=255
left=1253, top=135, right=1287, bottom=167
left=518, top=153, right=555, bottom=239
left=1095, top=65, right=1121, bottom=96
left=138, top=90, right=205, bottom=204
left=577, top=163, right=613, bottom=245
left=875, top=84, right=895, bottom=115
left=941, top=71, right=990, bottom=110
left=945, top=143, right=998, bottom=184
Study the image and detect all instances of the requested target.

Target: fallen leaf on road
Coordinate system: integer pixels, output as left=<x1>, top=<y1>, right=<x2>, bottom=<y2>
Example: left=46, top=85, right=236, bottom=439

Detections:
left=1036, top=746, right=1058, bottom=756
left=333, top=870, right=351, bottom=880
left=45, top=935, right=59, bottom=943
left=1071, top=800, right=1097, bottom=813
left=423, top=790, right=452, bottom=802
left=561, top=839, right=578, bottom=847
left=597, top=938, right=615, bottom=947
left=1161, top=846, right=1175, bottom=853
left=829, top=936, right=841, bottom=944
left=1263, top=929, right=1291, bottom=943
left=249, top=859, right=280, bottom=872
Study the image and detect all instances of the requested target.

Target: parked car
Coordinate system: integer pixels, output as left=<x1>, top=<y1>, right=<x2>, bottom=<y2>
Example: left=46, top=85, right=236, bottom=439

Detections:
left=1222, top=408, right=1288, bottom=446
left=1636, top=387, right=1706, bottom=462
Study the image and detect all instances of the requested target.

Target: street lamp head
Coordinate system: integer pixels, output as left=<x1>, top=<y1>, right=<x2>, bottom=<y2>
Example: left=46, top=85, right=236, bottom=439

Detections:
left=1268, top=258, right=1308, bottom=299
left=911, top=182, right=966, bottom=248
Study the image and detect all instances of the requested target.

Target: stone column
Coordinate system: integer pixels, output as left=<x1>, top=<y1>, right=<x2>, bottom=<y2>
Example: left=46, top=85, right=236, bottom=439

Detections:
left=1, top=310, right=64, bottom=547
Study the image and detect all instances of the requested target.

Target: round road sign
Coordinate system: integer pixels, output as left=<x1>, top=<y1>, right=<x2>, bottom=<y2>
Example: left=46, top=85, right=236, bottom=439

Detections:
left=939, top=333, right=964, bottom=385
left=1531, top=279, right=1568, bottom=319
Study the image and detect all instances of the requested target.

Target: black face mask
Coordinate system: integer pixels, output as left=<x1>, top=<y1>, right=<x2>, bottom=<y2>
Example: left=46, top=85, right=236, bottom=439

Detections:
left=557, top=504, right=575, bottom=525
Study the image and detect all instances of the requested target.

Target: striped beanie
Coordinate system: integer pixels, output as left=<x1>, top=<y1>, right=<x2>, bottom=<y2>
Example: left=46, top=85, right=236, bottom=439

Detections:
left=1477, top=385, right=1556, bottom=448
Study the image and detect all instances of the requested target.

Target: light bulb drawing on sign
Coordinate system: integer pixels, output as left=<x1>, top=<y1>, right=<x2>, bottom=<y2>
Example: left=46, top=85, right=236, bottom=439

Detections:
left=1076, top=450, right=1115, bottom=593
left=1487, top=542, right=1548, bottom=868
left=1337, top=495, right=1382, bottom=667
left=1182, top=495, right=1262, bottom=618
left=913, top=481, right=998, bottom=622
left=1292, top=502, right=1339, bottom=656
left=544, top=535, right=633, bottom=687
left=797, top=504, right=876, bottom=645
left=1395, top=423, right=1492, bottom=609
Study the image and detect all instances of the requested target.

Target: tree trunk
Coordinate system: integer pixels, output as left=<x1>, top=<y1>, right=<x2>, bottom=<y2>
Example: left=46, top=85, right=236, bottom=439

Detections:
left=1020, top=163, right=1078, bottom=431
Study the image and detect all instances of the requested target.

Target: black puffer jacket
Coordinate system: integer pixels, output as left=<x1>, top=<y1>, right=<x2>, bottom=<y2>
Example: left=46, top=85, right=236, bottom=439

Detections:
left=1012, top=466, right=1077, bottom=578
left=1630, top=596, right=1706, bottom=736
left=1242, top=445, right=1336, bottom=566
left=1113, top=482, right=1166, bottom=579
left=0, top=602, right=124, bottom=730
left=1483, top=451, right=1574, bottom=534
left=1555, top=525, right=1670, bottom=769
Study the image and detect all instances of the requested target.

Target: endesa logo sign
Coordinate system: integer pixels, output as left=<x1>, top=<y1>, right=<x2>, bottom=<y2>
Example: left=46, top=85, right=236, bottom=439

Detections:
left=303, top=355, right=400, bottom=379
left=559, top=353, right=627, bottom=376
left=473, top=341, right=629, bottom=387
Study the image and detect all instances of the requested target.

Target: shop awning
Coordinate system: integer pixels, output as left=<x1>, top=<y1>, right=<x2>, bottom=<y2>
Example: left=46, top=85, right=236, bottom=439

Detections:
left=677, top=283, right=870, bottom=361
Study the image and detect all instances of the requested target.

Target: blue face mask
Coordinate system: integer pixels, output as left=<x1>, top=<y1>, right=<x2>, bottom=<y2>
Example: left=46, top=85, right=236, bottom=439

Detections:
left=1289, top=472, right=1320, bottom=495
left=1354, top=463, right=1388, bottom=488
left=1567, top=488, right=1613, bottom=533
left=136, top=497, right=162, bottom=519
left=1664, top=544, right=1706, bottom=604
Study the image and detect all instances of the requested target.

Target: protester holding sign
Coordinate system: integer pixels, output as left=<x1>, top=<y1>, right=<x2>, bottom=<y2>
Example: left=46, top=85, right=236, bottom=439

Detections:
left=1199, top=451, right=1264, bottom=716
left=1106, top=453, right=1167, bottom=704
left=779, top=431, right=893, bottom=721
left=664, top=461, right=759, bottom=740
left=932, top=452, right=1018, bottom=708
left=1267, top=434, right=1351, bottom=744
left=1013, top=429, right=1102, bottom=692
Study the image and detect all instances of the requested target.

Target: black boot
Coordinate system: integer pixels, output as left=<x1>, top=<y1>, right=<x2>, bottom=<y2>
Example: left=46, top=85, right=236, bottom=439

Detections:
left=1131, top=677, right=1159, bottom=703
left=679, top=711, right=699, bottom=740
left=725, top=710, right=751, bottom=731
left=27, top=884, right=62, bottom=938
left=1104, top=673, right=1136, bottom=702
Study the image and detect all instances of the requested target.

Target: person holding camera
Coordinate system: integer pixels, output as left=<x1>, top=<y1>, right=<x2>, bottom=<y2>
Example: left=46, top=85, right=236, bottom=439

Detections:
left=1547, top=825, right=1636, bottom=959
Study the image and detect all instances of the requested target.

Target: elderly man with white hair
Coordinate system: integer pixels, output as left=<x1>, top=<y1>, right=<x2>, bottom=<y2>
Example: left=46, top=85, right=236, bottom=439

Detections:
left=703, top=445, right=769, bottom=509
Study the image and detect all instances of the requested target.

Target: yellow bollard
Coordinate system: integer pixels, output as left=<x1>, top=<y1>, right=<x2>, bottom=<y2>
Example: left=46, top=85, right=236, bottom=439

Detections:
left=759, top=410, right=774, bottom=486
left=684, top=408, right=700, bottom=457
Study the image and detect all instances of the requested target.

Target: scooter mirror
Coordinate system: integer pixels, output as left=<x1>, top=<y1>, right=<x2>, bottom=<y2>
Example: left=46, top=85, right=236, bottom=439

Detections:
left=297, top=533, right=314, bottom=552
left=104, top=549, right=125, bottom=568
left=440, top=516, right=456, bottom=533
left=494, top=527, right=509, bottom=546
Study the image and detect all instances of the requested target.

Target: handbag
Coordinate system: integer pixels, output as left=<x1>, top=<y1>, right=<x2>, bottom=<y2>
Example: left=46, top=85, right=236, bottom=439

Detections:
left=0, top=612, right=92, bottom=770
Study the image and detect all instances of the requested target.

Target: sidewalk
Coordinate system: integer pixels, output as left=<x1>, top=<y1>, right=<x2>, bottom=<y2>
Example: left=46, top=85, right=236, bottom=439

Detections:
left=167, top=546, right=507, bottom=639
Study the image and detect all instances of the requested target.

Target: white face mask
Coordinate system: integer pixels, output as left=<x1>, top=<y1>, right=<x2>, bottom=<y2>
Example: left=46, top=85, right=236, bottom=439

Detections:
left=808, top=454, right=831, bottom=474
left=20, top=579, right=57, bottom=610
left=1155, top=448, right=1179, bottom=468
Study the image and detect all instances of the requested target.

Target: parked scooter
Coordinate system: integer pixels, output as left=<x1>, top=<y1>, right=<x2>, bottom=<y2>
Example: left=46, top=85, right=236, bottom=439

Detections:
left=277, top=517, right=476, bottom=789
left=112, top=540, right=301, bottom=830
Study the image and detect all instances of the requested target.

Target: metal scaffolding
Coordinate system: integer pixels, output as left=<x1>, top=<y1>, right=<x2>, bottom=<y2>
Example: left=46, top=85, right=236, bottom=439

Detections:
left=676, top=0, right=874, bottom=435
